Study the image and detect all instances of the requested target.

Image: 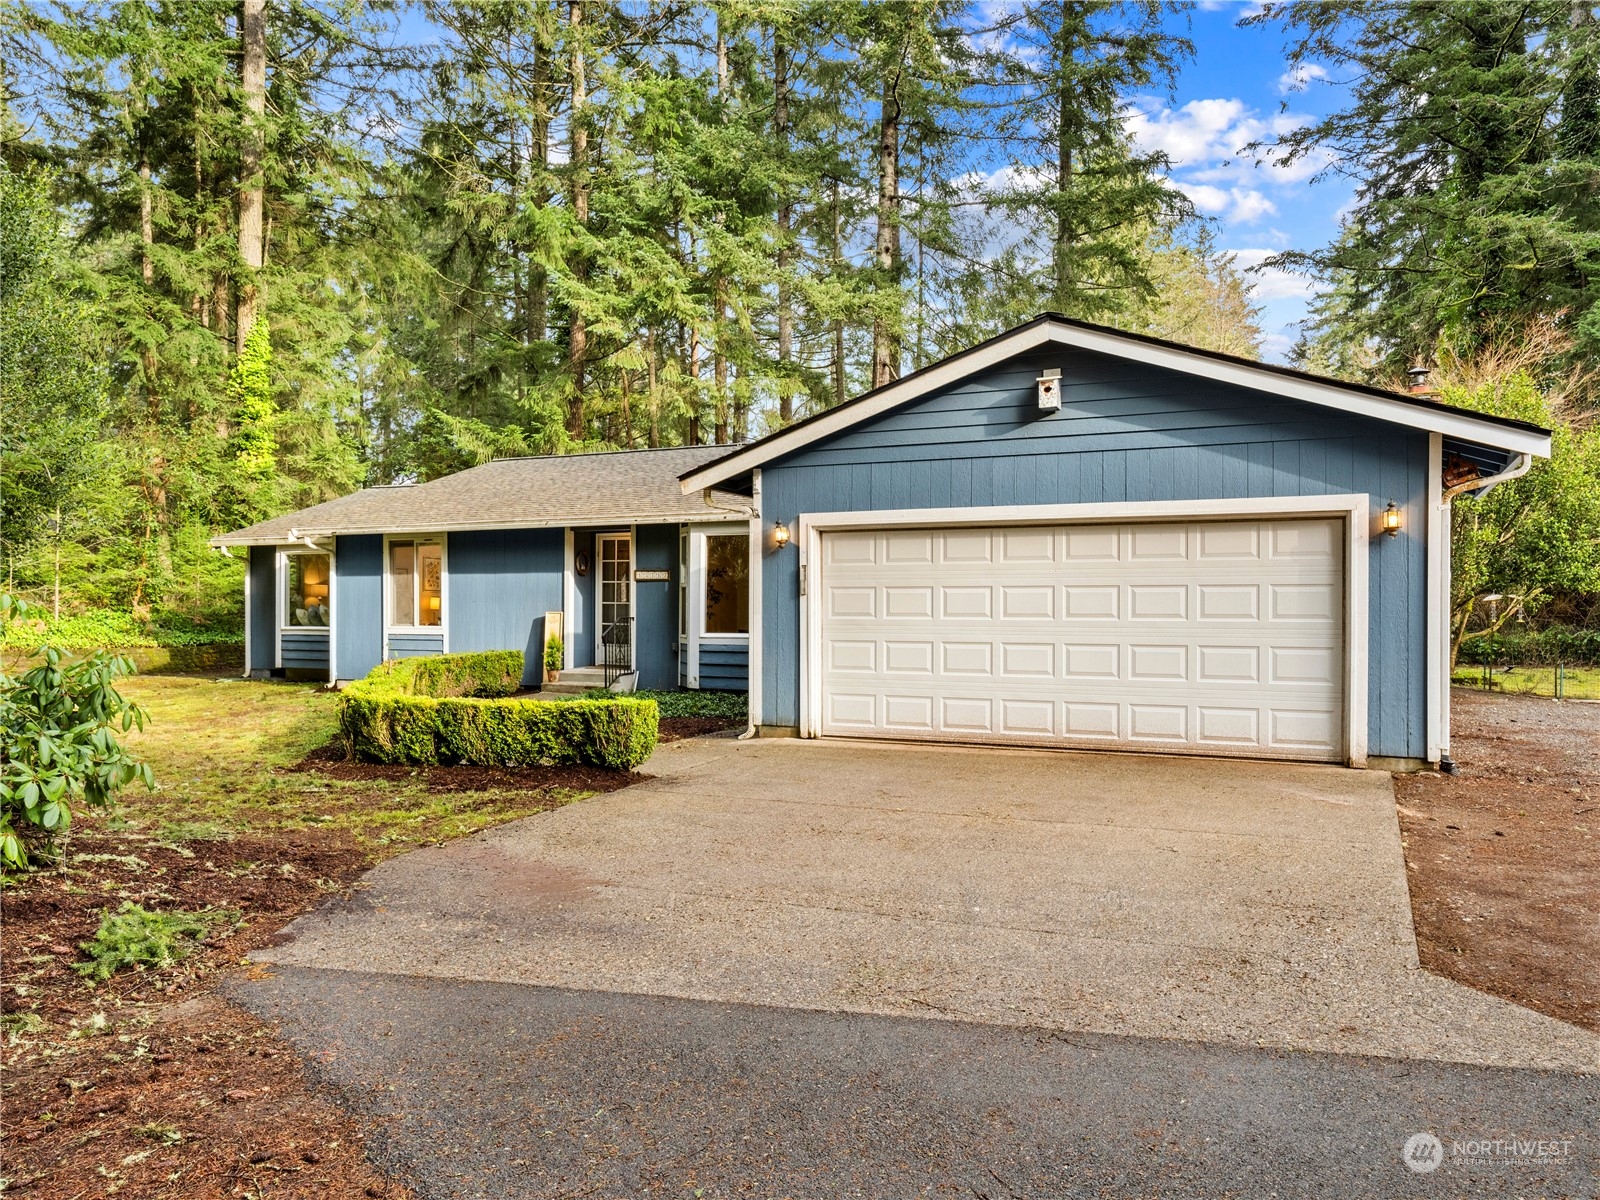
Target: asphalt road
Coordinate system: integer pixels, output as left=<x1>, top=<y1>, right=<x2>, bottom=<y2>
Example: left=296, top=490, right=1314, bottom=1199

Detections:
left=230, top=966, right=1599, bottom=1200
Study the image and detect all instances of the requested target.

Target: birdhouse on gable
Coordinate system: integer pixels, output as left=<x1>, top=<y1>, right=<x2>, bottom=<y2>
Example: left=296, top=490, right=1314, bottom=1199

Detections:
left=1037, top=368, right=1061, bottom=411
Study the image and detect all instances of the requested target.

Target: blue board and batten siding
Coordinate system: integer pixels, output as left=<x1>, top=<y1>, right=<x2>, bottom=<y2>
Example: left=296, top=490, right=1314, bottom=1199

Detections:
left=448, top=528, right=563, bottom=686
left=634, top=524, right=681, bottom=691
left=334, top=535, right=383, bottom=681
left=247, top=547, right=276, bottom=672
left=758, top=346, right=1430, bottom=760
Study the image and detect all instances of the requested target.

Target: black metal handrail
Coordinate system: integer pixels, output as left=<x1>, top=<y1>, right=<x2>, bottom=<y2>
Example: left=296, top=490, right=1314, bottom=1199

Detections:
left=602, top=617, right=634, bottom=689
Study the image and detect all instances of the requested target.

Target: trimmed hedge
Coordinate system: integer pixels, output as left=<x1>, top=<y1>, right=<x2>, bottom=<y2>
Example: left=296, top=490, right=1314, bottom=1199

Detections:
left=339, top=650, right=657, bottom=770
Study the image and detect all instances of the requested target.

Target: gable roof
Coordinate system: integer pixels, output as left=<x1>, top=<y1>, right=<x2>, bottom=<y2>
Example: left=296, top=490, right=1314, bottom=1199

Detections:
left=212, top=445, right=747, bottom=547
left=679, top=314, right=1552, bottom=494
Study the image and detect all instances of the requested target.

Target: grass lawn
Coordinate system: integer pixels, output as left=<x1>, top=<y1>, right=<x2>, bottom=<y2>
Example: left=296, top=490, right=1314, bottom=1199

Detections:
left=2, top=674, right=625, bottom=1200
left=112, top=675, right=601, bottom=845
left=1451, top=664, right=1600, bottom=700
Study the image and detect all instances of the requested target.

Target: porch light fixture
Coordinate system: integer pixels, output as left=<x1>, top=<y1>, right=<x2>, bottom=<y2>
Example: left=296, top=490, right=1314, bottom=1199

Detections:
left=1381, top=501, right=1402, bottom=537
left=772, top=522, right=792, bottom=549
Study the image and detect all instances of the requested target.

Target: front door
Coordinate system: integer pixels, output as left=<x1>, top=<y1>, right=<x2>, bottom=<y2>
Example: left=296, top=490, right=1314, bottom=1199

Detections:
left=596, top=533, right=633, bottom=665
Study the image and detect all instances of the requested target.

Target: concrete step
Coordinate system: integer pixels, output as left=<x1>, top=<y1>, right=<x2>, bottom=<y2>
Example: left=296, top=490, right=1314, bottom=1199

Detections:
left=537, top=667, right=629, bottom=697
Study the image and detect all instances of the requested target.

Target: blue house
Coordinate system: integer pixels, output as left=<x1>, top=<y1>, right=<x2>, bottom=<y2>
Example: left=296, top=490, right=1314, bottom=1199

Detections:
left=217, top=315, right=1549, bottom=770
left=214, top=445, right=753, bottom=695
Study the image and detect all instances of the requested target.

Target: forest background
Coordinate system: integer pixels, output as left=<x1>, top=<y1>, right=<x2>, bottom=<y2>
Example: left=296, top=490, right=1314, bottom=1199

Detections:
left=3, top=0, right=1599, bottom=657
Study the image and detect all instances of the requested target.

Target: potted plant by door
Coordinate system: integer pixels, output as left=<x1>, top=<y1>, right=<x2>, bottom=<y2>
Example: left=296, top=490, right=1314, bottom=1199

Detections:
left=543, top=635, right=563, bottom=684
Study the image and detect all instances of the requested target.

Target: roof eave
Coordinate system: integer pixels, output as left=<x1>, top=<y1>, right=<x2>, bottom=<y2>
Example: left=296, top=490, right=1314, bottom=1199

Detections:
left=679, top=318, right=1553, bottom=494
left=210, top=508, right=749, bottom=547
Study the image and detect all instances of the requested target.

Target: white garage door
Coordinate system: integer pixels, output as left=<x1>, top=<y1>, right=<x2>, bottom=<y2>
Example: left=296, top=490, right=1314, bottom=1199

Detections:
left=817, top=518, right=1346, bottom=762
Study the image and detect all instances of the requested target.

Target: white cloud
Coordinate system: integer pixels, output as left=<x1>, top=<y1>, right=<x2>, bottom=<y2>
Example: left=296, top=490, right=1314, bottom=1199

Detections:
left=1260, top=330, right=1296, bottom=360
left=1230, top=248, right=1319, bottom=300
left=1177, top=183, right=1276, bottom=224
left=1277, top=63, right=1329, bottom=95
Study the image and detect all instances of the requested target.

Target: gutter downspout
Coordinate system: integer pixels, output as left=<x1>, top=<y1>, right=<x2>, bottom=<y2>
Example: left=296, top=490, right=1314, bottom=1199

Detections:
left=1435, top=451, right=1534, bottom=773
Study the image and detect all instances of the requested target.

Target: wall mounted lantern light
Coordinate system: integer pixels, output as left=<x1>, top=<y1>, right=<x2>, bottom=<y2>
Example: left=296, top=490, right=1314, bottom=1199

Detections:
left=773, top=522, right=792, bottom=549
left=1381, top=501, right=1402, bottom=537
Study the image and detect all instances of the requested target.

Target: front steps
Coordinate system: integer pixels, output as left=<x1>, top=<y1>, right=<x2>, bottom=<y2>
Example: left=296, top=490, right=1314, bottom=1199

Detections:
left=537, top=666, right=636, bottom=697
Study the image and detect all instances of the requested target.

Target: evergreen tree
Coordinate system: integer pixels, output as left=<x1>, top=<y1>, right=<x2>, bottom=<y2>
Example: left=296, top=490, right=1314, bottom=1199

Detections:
left=1252, top=1, right=1600, bottom=372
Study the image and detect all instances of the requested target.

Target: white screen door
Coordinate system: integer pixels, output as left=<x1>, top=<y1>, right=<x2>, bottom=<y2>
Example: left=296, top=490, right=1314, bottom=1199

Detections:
left=597, top=533, right=633, bottom=659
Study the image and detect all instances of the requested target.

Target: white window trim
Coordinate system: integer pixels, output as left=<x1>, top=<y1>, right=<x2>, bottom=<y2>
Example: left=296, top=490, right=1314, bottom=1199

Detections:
left=796, top=495, right=1371, bottom=768
left=382, top=533, right=449, bottom=654
left=691, top=525, right=752, bottom=642
left=277, top=548, right=333, bottom=635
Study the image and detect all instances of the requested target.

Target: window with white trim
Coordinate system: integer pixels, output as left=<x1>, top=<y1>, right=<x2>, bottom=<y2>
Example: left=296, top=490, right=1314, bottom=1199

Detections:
left=283, top=552, right=331, bottom=629
left=703, top=533, right=748, bottom=635
left=389, top=538, right=443, bottom=628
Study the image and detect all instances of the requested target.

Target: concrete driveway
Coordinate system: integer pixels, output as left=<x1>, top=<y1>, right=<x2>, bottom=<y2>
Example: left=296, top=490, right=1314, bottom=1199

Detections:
left=255, top=736, right=1597, bottom=1072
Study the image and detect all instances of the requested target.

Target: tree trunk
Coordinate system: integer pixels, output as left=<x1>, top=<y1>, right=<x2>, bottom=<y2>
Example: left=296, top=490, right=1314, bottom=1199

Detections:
left=712, top=12, right=730, bottom=443
left=567, top=0, right=588, bottom=439
left=1054, top=14, right=1074, bottom=311
left=647, top=330, right=661, bottom=448
left=872, top=71, right=902, bottom=389
left=529, top=1, right=554, bottom=343
left=236, top=0, right=266, bottom=354
left=775, top=36, right=794, bottom=424
left=139, top=155, right=159, bottom=412
left=687, top=324, right=702, bottom=445
left=832, top=179, right=846, bottom=406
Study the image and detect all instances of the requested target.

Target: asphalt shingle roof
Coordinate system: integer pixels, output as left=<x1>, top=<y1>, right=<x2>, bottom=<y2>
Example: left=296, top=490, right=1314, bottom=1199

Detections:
left=211, top=445, right=745, bottom=545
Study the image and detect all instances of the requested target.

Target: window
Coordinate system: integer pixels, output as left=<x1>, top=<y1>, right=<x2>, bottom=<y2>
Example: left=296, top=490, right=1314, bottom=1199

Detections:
left=390, top=538, right=443, bottom=628
left=283, top=553, right=331, bottom=628
left=703, top=533, right=748, bottom=635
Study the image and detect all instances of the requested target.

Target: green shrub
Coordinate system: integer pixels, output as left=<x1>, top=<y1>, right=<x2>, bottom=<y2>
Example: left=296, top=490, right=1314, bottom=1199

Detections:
left=340, top=650, right=657, bottom=770
left=1, top=596, right=155, bottom=871
left=543, top=635, right=563, bottom=675
left=0, top=607, right=242, bottom=650
left=73, top=903, right=239, bottom=983
left=1457, top=625, right=1600, bottom=666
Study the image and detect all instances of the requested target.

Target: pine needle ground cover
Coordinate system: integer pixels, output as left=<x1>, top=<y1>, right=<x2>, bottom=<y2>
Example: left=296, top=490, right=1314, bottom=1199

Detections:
left=2, top=674, right=633, bottom=1199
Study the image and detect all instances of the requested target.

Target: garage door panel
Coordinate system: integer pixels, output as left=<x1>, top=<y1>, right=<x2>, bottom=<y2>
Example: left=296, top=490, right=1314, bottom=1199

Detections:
left=1196, top=706, right=1261, bottom=746
left=1129, top=586, right=1187, bottom=620
left=1197, top=585, right=1260, bottom=621
left=941, top=696, right=994, bottom=733
left=940, top=532, right=992, bottom=563
left=818, top=519, right=1344, bottom=762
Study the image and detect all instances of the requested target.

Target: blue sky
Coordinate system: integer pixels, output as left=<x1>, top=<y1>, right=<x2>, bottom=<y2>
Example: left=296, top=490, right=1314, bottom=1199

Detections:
left=1129, top=0, right=1353, bottom=360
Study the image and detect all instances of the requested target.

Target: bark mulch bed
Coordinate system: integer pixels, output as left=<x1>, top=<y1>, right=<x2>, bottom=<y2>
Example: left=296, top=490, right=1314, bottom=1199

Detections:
left=658, top=716, right=741, bottom=742
left=2, top=751, right=645, bottom=1198
left=1395, top=688, right=1600, bottom=1033
left=2, top=824, right=411, bottom=1198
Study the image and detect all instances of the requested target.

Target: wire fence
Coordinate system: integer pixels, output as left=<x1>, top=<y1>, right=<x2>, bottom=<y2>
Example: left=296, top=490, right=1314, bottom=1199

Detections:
left=1451, top=663, right=1600, bottom=700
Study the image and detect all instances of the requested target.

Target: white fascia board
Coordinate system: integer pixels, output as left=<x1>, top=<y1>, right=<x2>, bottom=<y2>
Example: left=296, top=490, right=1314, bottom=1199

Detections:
left=679, top=321, right=1552, bottom=494
left=211, top=512, right=747, bottom=547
